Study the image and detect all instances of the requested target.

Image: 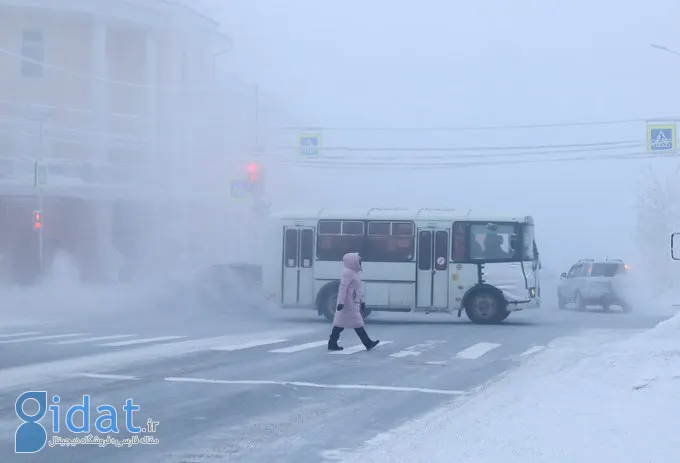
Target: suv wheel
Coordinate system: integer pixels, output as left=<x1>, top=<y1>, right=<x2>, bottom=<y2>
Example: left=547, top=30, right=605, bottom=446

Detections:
left=575, top=292, right=586, bottom=312
left=621, top=302, right=633, bottom=314
left=557, top=293, right=567, bottom=310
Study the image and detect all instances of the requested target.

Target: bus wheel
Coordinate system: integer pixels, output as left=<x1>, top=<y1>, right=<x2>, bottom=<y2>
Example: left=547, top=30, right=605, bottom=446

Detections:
left=465, top=290, right=507, bottom=324
left=496, top=310, right=511, bottom=322
left=317, top=283, right=339, bottom=322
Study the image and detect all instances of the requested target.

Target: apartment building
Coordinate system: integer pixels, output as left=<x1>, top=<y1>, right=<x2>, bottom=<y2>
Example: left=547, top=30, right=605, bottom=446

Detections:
left=0, top=0, right=244, bottom=284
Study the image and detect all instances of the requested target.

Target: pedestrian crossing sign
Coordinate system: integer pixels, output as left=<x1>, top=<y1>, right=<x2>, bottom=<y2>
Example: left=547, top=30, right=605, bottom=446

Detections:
left=230, top=178, right=251, bottom=199
left=299, top=132, right=321, bottom=156
left=647, top=123, right=676, bottom=153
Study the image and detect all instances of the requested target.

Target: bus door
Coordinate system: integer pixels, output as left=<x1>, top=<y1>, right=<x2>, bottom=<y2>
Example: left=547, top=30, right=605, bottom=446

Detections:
left=282, top=227, right=315, bottom=306
left=416, top=229, right=450, bottom=308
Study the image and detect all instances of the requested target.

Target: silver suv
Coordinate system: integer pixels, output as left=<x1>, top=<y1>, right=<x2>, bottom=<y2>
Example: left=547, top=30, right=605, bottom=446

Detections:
left=557, top=259, right=632, bottom=313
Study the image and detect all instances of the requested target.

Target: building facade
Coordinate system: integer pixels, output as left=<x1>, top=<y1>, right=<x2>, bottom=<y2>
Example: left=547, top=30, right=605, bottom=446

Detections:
left=0, top=0, right=254, bottom=284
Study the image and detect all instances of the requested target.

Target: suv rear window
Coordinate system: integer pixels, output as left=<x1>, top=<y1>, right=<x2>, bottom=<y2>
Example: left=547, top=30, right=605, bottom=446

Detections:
left=590, top=263, right=623, bottom=277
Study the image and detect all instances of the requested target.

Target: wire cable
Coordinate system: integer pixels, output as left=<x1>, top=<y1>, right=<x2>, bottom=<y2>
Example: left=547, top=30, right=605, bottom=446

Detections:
left=269, top=150, right=677, bottom=169
left=276, top=117, right=680, bottom=132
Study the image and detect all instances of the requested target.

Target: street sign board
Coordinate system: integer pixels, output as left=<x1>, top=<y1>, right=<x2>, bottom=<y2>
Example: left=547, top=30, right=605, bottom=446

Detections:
left=34, top=161, right=47, bottom=187
left=647, top=123, right=676, bottom=153
left=230, top=179, right=251, bottom=199
left=299, top=132, right=322, bottom=156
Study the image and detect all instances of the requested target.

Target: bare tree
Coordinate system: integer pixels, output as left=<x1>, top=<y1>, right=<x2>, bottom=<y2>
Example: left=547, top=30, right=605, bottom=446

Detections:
left=635, top=165, right=680, bottom=291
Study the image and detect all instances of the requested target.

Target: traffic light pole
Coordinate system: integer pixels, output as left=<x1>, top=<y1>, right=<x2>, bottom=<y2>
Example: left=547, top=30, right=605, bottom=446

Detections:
left=37, top=120, right=44, bottom=277
left=249, top=84, right=263, bottom=262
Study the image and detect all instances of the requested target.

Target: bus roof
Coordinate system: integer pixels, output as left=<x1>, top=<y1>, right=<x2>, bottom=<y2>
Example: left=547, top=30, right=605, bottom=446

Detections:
left=271, top=207, right=533, bottom=224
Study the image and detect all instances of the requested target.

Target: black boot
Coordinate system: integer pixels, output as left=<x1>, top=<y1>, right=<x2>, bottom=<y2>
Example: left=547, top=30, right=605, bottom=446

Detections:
left=355, top=327, right=380, bottom=351
left=328, top=326, right=344, bottom=351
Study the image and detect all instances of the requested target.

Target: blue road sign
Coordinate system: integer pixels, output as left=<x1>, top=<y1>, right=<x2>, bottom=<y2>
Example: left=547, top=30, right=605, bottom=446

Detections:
left=230, top=179, right=251, bottom=199
left=299, top=132, right=321, bottom=156
left=647, top=123, right=676, bottom=153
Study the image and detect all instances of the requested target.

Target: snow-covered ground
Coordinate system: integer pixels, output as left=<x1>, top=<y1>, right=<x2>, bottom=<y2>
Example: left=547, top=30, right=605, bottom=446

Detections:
left=338, top=306, right=680, bottom=463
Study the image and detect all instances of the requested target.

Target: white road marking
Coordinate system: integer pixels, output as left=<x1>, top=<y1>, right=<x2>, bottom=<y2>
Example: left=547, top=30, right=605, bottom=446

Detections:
left=211, top=338, right=288, bottom=351
left=390, top=342, right=440, bottom=358
left=0, top=329, right=314, bottom=391
left=519, top=345, right=545, bottom=357
left=67, top=373, right=139, bottom=380
left=99, top=336, right=186, bottom=347
left=330, top=341, right=393, bottom=355
left=391, top=350, right=420, bottom=358
left=455, top=342, right=501, bottom=360
left=269, top=340, right=327, bottom=353
left=52, top=335, right=135, bottom=345
left=0, top=333, right=85, bottom=344
left=164, top=376, right=467, bottom=395
left=0, top=332, right=41, bottom=339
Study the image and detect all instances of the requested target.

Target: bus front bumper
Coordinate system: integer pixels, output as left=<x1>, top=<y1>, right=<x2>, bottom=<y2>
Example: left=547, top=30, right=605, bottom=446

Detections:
left=507, top=297, right=540, bottom=311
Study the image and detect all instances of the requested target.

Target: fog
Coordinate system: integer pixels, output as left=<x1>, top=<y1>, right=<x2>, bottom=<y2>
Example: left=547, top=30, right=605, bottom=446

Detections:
left=214, top=0, right=680, bottom=294
left=3, top=0, right=680, bottom=321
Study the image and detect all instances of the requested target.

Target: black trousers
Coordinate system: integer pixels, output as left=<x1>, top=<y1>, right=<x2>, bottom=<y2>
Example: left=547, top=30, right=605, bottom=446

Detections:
left=329, top=326, right=372, bottom=346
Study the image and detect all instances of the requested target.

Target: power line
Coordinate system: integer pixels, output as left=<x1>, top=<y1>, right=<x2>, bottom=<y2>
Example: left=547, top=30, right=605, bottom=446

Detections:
left=258, top=143, right=642, bottom=162
left=266, top=141, right=645, bottom=161
left=276, top=117, right=679, bottom=132
left=270, top=150, right=676, bottom=169
left=272, top=139, right=640, bottom=152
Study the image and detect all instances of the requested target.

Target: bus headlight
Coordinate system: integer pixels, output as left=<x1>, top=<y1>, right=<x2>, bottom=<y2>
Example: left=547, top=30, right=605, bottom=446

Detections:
left=529, top=287, right=536, bottom=298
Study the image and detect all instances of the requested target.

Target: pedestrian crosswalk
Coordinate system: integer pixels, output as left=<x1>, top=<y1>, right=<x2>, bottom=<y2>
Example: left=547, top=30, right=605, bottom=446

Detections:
left=455, top=342, right=502, bottom=360
left=0, top=327, right=548, bottom=364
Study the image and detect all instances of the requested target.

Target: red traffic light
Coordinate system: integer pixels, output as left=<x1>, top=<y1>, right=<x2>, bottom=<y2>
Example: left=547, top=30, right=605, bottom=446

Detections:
left=33, top=211, right=42, bottom=230
left=246, top=163, right=259, bottom=181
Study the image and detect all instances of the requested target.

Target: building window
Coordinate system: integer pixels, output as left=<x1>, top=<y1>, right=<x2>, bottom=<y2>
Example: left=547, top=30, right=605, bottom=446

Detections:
left=21, top=29, right=44, bottom=78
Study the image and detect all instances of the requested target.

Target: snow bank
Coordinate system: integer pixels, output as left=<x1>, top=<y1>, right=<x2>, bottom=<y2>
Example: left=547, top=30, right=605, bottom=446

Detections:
left=338, top=313, right=680, bottom=463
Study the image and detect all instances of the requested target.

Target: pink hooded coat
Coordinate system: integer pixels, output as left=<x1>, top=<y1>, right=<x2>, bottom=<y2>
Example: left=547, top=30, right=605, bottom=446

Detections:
left=333, top=252, right=365, bottom=329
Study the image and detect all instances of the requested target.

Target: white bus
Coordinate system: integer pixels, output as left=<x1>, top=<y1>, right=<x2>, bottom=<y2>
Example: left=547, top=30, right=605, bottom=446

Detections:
left=262, top=208, right=541, bottom=324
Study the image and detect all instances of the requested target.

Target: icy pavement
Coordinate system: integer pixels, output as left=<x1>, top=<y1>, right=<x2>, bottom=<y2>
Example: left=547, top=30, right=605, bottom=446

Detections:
left=336, top=305, right=680, bottom=463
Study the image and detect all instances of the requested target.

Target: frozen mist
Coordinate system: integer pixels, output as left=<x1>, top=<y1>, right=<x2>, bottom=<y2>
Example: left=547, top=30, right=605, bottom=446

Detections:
left=0, top=0, right=679, bottom=328
left=2, top=2, right=680, bottom=463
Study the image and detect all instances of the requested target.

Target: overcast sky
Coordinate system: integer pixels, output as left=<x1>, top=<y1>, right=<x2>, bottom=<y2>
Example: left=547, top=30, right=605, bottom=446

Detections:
left=208, top=0, right=680, bottom=269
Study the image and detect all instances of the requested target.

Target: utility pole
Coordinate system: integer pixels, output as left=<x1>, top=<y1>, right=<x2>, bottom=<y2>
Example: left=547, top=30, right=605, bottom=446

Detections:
left=254, top=83, right=261, bottom=152
left=37, top=120, right=44, bottom=277
left=31, top=116, right=47, bottom=280
left=248, top=83, right=264, bottom=264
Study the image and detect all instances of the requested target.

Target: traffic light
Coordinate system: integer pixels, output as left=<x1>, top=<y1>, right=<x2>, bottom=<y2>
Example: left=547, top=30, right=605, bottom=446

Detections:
left=246, top=162, right=259, bottom=182
left=33, top=210, right=42, bottom=230
left=246, top=162, right=264, bottom=198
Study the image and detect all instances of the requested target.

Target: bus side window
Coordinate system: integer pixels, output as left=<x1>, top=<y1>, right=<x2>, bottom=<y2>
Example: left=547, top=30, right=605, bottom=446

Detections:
left=316, top=220, right=364, bottom=261
left=452, top=222, right=467, bottom=261
left=365, top=221, right=414, bottom=262
left=284, top=229, right=298, bottom=268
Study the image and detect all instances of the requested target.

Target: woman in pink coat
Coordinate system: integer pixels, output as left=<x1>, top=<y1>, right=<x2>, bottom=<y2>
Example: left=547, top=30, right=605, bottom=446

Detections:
left=328, top=252, right=380, bottom=351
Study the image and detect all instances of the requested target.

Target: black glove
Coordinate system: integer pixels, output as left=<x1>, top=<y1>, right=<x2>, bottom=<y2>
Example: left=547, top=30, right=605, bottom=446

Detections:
left=336, top=304, right=344, bottom=311
left=360, top=302, right=366, bottom=313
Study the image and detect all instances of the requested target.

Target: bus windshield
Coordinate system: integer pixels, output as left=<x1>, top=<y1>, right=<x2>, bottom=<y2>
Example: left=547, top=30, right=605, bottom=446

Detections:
left=468, top=223, right=518, bottom=260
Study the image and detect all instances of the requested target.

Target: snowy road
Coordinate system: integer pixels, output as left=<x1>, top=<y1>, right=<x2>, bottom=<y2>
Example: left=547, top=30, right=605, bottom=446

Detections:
left=0, top=303, right=674, bottom=462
